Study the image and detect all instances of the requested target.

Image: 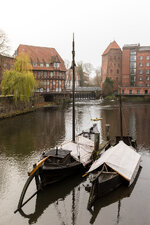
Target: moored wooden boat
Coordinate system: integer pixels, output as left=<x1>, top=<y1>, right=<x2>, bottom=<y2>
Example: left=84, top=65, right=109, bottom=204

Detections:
left=87, top=140, right=141, bottom=209
left=38, top=132, right=97, bottom=187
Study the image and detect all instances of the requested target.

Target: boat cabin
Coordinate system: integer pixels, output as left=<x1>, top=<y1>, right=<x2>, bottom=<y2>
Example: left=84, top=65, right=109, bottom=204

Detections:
left=42, top=148, right=73, bottom=165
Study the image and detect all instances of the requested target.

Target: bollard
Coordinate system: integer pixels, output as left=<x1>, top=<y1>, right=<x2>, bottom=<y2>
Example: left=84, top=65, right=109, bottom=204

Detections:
left=94, top=133, right=100, bottom=151
left=105, top=124, right=110, bottom=141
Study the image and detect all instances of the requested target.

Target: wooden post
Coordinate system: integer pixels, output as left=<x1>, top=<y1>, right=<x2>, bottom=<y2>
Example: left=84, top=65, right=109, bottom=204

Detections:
left=94, top=133, right=100, bottom=151
left=105, top=124, right=110, bottom=141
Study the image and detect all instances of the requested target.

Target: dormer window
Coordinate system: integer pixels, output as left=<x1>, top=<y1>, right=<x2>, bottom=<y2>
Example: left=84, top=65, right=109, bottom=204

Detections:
left=40, top=63, right=44, bottom=67
left=53, top=62, right=60, bottom=68
left=33, top=62, right=37, bottom=67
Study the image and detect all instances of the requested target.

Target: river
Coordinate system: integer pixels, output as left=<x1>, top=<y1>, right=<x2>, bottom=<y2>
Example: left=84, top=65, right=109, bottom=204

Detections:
left=0, top=100, right=150, bottom=225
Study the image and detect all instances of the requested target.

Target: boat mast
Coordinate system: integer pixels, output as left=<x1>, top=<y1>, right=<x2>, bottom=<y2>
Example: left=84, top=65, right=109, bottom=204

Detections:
left=72, top=33, right=76, bottom=142
left=119, top=94, right=123, bottom=139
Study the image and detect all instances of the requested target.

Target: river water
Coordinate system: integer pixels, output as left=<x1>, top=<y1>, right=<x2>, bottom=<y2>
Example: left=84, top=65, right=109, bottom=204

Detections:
left=0, top=100, right=150, bottom=225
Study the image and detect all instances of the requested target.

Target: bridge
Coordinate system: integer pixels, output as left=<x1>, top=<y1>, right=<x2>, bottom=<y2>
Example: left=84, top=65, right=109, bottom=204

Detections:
left=41, top=87, right=102, bottom=101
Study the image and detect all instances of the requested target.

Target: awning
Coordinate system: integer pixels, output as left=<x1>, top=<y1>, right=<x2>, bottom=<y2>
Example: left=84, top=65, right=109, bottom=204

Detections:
left=87, top=141, right=141, bottom=185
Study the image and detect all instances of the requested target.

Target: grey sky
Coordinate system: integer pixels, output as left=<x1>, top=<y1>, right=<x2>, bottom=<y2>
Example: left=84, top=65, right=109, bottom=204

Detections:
left=1, top=0, right=150, bottom=70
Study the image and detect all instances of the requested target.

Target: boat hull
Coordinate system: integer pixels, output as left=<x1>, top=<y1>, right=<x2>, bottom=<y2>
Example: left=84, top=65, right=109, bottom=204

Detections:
left=97, top=173, right=123, bottom=198
left=39, top=161, right=84, bottom=186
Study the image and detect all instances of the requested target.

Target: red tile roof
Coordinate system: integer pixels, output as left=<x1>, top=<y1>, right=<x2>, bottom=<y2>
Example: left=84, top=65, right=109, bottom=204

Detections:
left=16, top=44, right=66, bottom=71
left=102, top=41, right=121, bottom=55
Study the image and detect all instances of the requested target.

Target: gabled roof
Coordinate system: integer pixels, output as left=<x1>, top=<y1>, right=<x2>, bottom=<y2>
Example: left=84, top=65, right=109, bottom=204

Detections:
left=102, top=41, right=121, bottom=55
left=15, top=44, right=66, bottom=71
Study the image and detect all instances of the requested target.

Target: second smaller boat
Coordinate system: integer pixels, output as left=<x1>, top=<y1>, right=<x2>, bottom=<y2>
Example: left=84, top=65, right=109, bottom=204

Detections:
left=86, top=140, right=141, bottom=209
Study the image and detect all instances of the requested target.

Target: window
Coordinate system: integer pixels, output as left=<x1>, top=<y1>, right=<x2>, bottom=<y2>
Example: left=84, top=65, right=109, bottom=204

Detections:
left=44, top=71, right=47, bottom=77
left=122, top=90, right=124, bottom=94
left=139, top=77, right=142, bottom=80
left=46, top=63, right=49, bottom=67
left=130, top=55, right=136, bottom=61
left=117, top=69, right=119, bottom=74
left=40, top=63, right=44, bottom=67
left=139, top=56, right=143, bottom=60
left=110, top=69, right=113, bottom=74
left=139, top=63, right=143, bottom=67
left=53, top=62, right=60, bottom=68
left=139, top=70, right=143, bottom=74
left=130, top=69, right=136, bottom=74
left=146, top=76, right=150, bottom=80
left=146, top=84, right=150, bottom=87
left=47, top=80, right=50, bottom=85
left=47, top=88, right=50, bottom=92
left=146, top=62, right=150, bottom=67
left=37, top=71, right=41, bottom=76
left=146, top=56, right=150, bottom=60
left=33, top=63, right=37, bottom=67
left=129, top=90, right=132, bottom=94
left=4, top=63, right=7, bottom=68
left=146, top=70, right=150, bottom=74
left=53, top=80, right=56, bottom=85
left=130, top=50, right=136, bottom=55
left=7, top=64, right=10, bottom=69
left=130, top=62, right=136, bottom=68
left=50, top=72, right=53, bottom=77
left=137, top=90, right=140, bottom=94
left=145, top=90, right=148, bottom=94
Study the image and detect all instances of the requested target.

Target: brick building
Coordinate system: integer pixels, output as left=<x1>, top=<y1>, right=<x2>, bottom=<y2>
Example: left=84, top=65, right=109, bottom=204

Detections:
left=15, top=44, right=66, bottom=93
left=101, top=41, right=150, bottom=95
left=121, top=44, right=150, bottom=95
left=0, top=55, right=14, bottom=84
left=101, top=41, right=122, bottom=91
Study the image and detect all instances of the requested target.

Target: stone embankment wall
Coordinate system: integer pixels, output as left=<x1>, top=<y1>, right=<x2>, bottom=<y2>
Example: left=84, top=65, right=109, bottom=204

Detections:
left=0, top=95, right=45, bottom=119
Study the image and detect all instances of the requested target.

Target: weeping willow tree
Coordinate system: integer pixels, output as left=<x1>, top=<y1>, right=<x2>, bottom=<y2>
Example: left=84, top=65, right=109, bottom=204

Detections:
left=1, top=52, right=37, bottom=102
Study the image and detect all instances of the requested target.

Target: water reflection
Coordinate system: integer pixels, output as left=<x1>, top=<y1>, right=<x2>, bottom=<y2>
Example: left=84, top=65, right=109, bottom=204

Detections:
left=0, top=108, right=66, bottom=157
left=19, top=175, right=83, bottom=224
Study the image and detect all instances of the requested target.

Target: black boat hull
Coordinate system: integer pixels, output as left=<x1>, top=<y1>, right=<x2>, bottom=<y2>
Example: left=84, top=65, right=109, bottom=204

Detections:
left=97, top=173, right=123, bottom=198
left=39, top=161, right=84, bottom=186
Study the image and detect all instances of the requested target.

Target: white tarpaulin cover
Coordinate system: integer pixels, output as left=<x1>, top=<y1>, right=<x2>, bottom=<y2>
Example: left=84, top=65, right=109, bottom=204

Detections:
left=61, top=135, right=94, bottom=166
left=87, top=141, right=141, bottom=185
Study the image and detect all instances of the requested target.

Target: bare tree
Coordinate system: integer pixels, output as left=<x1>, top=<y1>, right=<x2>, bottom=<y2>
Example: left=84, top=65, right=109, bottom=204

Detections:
left=89, top=67, right=101, bottom=86
left=0, top=29, right=10, bottom=55
left=83, top=63, right=94, bottom=74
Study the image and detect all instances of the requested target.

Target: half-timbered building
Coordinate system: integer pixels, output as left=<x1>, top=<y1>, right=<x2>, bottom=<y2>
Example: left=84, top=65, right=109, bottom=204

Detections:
left=15, top=44, right=66, bottom=93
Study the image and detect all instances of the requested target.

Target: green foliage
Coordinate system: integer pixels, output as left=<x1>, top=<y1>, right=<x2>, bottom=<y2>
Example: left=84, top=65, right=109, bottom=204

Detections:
left=102, top=77, right=114, bottom=97
left=1, top=53, right=36, bottom=102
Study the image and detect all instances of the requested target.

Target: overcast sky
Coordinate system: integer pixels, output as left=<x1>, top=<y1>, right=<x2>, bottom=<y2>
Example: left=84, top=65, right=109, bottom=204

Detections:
left=1, top=0, right=150, bottom=71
